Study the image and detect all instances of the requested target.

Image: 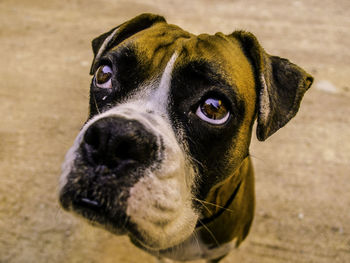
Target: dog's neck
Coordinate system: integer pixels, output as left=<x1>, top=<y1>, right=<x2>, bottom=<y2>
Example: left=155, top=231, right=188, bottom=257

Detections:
left=196, top=156, right=255, bottom=247
left=136, top=157, right=255, bottom=262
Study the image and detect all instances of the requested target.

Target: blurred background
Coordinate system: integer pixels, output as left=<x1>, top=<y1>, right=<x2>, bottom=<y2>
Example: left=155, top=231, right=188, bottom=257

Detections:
left=0, top=0, right=349, bottom=262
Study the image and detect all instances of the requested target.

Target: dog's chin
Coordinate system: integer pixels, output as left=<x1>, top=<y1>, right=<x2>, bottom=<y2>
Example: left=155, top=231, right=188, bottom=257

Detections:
left=59, top=195, right=128, bottom=236
left=78, top=213, right=129, bottom=236
left=126, top=209, right=198, bottom=251
left=60, top=186, right=198, bottom=251
left=62, top=198, right=197, bottom=251
left=125, top=179, right=199, bottom=250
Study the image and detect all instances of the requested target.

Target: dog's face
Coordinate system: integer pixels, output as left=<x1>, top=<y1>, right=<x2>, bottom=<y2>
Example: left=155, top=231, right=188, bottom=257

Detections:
left=59, top=14, right=312, bottom=251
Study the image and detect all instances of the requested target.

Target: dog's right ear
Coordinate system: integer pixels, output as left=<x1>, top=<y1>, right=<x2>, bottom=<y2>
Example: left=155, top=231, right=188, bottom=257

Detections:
left=90, top=13, right=166, bottom=74
left=231, top=31, right=313, bottom=141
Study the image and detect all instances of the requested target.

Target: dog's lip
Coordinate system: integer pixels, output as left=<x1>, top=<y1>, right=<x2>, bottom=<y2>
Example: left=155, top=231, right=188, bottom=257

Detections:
left=128, top=228, right=171, bottom=252
left=68, top=197, right=130, bottom=235
left=69, top=195, right=106, bottom=219
left=73, top=197, right=103, bottom=212
left=129, top=232, right=161, bottom=251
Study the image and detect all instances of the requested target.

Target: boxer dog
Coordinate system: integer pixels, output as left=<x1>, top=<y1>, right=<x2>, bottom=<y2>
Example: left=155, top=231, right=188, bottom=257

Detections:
left=59, top=13, right=313, bottom=263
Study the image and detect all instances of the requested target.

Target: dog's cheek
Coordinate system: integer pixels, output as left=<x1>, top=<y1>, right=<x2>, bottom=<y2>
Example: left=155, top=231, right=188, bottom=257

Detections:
left=125, top=139, right=198, bottom=249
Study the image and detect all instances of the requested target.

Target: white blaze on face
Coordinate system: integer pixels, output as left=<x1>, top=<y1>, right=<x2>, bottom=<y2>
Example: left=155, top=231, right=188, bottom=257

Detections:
left=147, top=52, right=178, bottom=112
left=259, top=73, right=270, bottom=125
left=125, top=53, right=198, bottom=249
left=60, top=52, right=198, bottom=249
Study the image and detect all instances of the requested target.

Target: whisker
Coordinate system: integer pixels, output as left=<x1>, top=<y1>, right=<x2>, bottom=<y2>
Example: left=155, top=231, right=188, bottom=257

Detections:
left=197, top=219, right=220, bottom=248
left=92, top=93, right=101, bottom=114
left=249, top=154, right=276, bottom=173
left=55, top=205, right=64, bottom=220
left=181, top=136, right=204, bottom=169
left=73, top=88, right=89, bottom=99
left=193, top=198, right=212, bottom=215
left=192, top=197, right=234, bottom=213
left=249, top=154, right=264, bottom=162
left=193, top=230, right=201, bottom=251
left=188, top=155, right=204, bottom=170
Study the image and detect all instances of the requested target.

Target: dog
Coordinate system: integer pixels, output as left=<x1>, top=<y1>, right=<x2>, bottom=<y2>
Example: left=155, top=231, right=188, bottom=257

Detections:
left=59, top=13, right=313, bottom=263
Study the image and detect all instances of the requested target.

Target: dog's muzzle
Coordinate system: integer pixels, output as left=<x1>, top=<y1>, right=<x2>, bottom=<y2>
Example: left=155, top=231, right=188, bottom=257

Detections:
left=59, top=116, right=161, bottom=234
left=60, top=102, right=198, bottom=250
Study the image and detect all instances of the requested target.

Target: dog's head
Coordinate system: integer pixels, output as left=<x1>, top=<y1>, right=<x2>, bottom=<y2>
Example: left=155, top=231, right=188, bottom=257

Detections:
left=59, top=14, right=313, bottom=250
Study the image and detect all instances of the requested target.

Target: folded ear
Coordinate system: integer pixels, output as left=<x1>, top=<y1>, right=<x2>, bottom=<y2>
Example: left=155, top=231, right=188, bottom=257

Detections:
left=232, top=31, right=313, bottom=141
left=90, top=13, right=166, bottom=74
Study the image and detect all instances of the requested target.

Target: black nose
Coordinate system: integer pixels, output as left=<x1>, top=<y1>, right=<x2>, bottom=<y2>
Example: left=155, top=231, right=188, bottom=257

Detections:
left=83, top=117, right=158, bottom=168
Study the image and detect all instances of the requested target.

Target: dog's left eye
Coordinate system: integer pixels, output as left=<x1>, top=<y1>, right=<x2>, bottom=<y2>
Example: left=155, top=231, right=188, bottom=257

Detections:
left=196, top=98, right=230, bottom=125
left=95, top=65, right=112, bottom=89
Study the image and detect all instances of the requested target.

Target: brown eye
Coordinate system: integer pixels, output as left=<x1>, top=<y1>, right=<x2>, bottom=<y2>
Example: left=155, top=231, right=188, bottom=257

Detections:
left=95, top=65, right=112, bottom=89
left=196, top=98, right=230, bottom=125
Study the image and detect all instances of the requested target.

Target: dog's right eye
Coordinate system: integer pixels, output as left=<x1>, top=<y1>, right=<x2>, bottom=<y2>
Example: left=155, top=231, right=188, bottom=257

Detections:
left=196, top=97, right=230, bottom=125
left=95, top=65, right=112, bottom=89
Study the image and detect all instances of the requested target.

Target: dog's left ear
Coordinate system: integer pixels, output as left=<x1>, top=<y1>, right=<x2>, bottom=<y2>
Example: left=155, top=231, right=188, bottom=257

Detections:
left=231, top=31, right=313, bottom=141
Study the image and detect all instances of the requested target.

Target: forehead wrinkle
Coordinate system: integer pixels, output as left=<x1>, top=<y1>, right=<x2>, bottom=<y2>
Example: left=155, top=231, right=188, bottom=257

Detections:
left=173, top=58, right=240, bottom=98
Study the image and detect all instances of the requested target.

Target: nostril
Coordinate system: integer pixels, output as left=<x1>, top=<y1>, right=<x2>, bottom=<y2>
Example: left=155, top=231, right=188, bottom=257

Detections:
left=83, top=124, right=107, bottom=165
left=114, top=137, right=156, bottom=164
left=108, top=138, right=142, bottom=167
left=117, top=141, right=133, bottom=160
left=84, top=125, right=101, bottom=150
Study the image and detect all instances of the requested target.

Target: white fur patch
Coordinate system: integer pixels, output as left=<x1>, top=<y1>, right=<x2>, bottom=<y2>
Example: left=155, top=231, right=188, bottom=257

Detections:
left=125, top=53, right=199, bottom=249
left=95, top=27, right=119, bottom=63
left=259, top=73, right=270, bottom=124
left=150, top=53, right=178, bottom=112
